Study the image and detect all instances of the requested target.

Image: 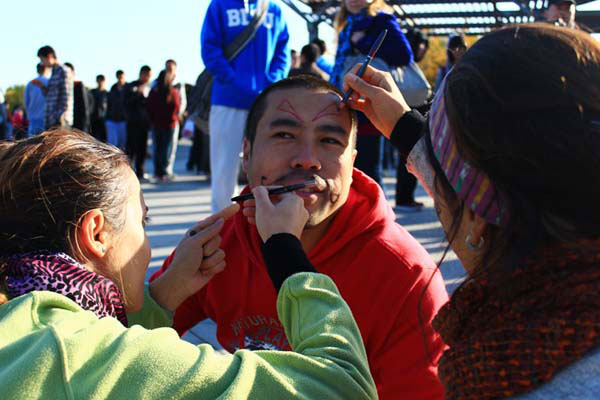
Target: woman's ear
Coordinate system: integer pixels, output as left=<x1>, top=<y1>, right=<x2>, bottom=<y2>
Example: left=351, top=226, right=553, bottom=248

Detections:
left=468, top=212, right=488, bottom=245
left=77, top=209, right=110, bottom=260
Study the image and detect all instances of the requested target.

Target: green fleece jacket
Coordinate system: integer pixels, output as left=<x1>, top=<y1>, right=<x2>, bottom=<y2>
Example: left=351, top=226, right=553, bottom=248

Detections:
left=0, top=272, right=377, bottom=399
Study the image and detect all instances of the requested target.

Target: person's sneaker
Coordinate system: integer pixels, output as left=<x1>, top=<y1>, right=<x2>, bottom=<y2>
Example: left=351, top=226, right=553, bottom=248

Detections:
left=394, top=201, right=424, bottom=213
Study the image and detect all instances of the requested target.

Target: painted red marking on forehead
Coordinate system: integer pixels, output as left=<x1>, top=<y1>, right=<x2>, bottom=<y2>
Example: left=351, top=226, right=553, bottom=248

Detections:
left=312, top=102, right=340, bottom=122
left=276, top=99, right=304, bottom=123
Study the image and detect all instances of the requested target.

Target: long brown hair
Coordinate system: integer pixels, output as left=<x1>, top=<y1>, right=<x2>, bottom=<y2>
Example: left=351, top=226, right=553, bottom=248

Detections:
left=334, top=0, right=387, bottom=33
left=430, top=24, right=600, bottom=293
left=0, top=130, right=131, bottom=272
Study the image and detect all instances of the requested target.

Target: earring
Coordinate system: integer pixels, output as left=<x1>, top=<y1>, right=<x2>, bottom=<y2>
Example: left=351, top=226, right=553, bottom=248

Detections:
left=101, top=246, right=106, bottom=254
left=465, top=234, right=484, bottom=251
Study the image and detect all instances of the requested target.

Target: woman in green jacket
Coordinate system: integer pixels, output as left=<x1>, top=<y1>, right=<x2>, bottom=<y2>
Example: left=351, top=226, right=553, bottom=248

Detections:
left=0, top=129, right=377, bottom=399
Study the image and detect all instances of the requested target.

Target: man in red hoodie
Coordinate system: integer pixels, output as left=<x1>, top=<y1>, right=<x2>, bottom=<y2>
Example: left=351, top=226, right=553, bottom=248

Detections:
left=152, top=76, right=448, bottom=399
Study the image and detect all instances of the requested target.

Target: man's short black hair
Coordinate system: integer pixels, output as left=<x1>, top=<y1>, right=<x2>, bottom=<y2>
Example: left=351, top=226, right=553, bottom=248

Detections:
left=36, top=63, right=44, bottom=75
left=165, top=59, right=176, bottom=66
left=311, top=38, right=327, bottom=54
left=140, top=65, right=151, bottom=75
left=37, top=45, right=55, bottom=58
left=96, top=74, right=105, bottom=82
left=301, top=44, right=320, bottom=64
left=64, top=62, right=74, bottom=72
left=244, top=75, right=357, bottom=149
left=116, top=70, right=124, bottom=78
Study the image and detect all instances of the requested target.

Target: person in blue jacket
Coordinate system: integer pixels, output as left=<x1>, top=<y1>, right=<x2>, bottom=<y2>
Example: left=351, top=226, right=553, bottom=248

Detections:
left=201, top=0, right=290, bottom=213
left=330, top=0, right=413, bottom=189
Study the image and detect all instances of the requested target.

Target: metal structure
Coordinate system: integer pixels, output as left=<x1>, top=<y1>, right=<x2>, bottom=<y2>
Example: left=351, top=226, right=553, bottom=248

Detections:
left=281, top=0, right=600, bottom=38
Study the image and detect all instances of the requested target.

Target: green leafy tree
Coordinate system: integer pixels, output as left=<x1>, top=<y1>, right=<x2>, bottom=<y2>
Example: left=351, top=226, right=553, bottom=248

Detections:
left=5, top=85, right=25, bottom=112
left=418, top=35, right=479, bottom=90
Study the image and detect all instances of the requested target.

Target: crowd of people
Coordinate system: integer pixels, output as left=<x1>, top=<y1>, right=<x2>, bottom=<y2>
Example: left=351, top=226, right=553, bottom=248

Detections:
left=0, top=48, right=186, bottom=183
left=0, top=0, right=598, bottom=398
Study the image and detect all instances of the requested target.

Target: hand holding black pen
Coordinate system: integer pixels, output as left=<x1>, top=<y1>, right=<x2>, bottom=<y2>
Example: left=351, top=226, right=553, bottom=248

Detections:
left=340, top=29, right=388, bottom=105
left=231, top=179, right=316, bottom=202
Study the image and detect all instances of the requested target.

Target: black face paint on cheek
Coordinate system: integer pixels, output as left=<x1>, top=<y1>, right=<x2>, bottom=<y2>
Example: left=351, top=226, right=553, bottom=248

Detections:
left=325, top=178, right=341, bottom=204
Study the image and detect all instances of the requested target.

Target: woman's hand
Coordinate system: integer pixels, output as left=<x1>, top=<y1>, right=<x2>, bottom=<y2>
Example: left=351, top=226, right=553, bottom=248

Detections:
left=342, top=63, right=411, bottom=138
left=246, top=186, right=309, bottom=242
left=149, top=204, right=240, bottom=312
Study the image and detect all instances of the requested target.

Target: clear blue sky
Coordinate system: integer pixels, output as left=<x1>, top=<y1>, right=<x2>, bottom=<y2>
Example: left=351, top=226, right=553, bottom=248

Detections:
left=1, top=0, right=335, bottom=91
left=2, top=0, right=598, bottom=92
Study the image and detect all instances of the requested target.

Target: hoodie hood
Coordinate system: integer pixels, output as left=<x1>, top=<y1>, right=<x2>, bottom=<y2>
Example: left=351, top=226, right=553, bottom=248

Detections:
left=233, top=168, right=395, bottom=268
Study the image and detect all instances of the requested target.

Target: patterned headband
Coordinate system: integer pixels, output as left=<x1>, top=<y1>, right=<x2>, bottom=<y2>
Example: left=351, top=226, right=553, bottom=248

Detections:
left=428, top=78, right=509, bottom=226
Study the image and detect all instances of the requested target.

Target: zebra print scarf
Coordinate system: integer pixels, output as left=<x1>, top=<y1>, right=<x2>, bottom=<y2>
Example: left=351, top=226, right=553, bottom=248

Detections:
left=4, top=251, right=128, bottom=326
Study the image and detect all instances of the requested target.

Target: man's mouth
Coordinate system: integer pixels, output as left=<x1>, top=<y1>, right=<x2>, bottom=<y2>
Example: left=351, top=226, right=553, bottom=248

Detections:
left=275, top=175, right=327, bottom=194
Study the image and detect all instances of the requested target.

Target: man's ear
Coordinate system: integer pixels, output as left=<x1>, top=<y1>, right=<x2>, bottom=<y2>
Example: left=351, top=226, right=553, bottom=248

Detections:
left=242, top=137, right=251, bottom=172
left=77, top=209, right=110, bottom=261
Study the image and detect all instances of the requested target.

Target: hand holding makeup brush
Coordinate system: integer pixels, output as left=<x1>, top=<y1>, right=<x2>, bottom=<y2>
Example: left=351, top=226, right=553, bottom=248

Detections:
left=342, top=63, right=410, bottom=139
left=251, top=186, right=308, bottom=242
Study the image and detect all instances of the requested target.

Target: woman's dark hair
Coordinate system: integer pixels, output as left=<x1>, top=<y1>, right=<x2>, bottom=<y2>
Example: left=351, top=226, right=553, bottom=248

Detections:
left=156, top=69, right=174, bottom=103
left=0, top=130, right=132, bottom=272
left=429, top=24, right=600, bottom=294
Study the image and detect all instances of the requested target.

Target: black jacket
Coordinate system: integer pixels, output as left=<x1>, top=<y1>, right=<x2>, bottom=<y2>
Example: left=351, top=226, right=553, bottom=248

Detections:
left=124, top=80, right=150, bottom=127
left=106, top=83, right=127, bottom=122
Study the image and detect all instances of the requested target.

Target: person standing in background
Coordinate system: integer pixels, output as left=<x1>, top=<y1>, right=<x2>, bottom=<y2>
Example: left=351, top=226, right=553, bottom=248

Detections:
left=37, top=45, right=73, bottom=129
left=312, top=38, right=334, bottom=76
left=330, top=0, right=413, bottom=188
left=435, top=33, right=467, bottom=92
left=394, top=27, right=431, bottom=212
left=24, top=63, right=50, bottom=137
left=65, top=63, right=94, bottom=134
left=288, top=44, right=329, bottom=80
left=201, top=0, right=290, bottom=213
left=106, top=70, right=128, bottom=150
left=290, top=49, right=300, bottom=69
left=125, top=66, right=152, bottom=180
left=147, top=69, right=180, bottom=183
left=90, top=75, right=108, bottom=142
left=163, top=60, right=187, bottom=180
left=0, top=91, right=7, bottom=141
left=10, top=105, right=26, bottom=139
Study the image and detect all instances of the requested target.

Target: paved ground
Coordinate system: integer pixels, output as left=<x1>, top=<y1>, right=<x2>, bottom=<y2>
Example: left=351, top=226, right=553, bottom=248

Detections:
left=142, top=139, right=465, bottom=347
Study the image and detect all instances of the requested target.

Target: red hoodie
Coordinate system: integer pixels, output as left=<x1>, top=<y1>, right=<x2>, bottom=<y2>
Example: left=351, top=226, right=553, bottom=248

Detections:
left=152, top=169, right=448, bottom=399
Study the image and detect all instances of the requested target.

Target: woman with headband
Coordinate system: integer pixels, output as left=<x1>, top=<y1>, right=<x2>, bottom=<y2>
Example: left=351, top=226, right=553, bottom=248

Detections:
left=256, top=24, right=600, bottom=399
left=345, top=24, right=600, bottom=399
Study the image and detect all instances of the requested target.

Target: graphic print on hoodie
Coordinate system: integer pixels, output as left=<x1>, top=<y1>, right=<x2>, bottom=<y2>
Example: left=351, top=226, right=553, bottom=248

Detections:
left=152, top=169, right=449, bottom=399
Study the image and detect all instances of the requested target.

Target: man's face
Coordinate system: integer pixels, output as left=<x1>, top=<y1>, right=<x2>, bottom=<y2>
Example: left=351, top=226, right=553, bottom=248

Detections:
left=117, top=74, right=126, bottom=85
left=243, top=88, right=357, bottom=228
left=140, top=71, right=152, bottom=84
left=97, top=79, right=106, bottom=90
left=166, top=62, right=177, bottom=78
left=547, top=2, right=576, bottom=25
left=39, top=55, right=54, bottom=68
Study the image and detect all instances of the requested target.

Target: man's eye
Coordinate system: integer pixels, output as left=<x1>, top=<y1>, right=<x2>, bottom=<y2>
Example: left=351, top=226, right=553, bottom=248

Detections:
left=273, top=132, right=293, bottom=139
left=322, top=137, right=343, bottom=146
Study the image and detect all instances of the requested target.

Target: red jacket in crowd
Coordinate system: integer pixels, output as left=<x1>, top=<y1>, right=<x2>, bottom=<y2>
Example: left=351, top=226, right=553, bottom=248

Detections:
left=147, top=87, right=180, bottom=130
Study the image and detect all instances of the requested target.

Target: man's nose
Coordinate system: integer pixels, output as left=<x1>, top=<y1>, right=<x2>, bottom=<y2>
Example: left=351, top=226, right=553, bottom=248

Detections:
left=291, top=144, right=321, bottom=171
